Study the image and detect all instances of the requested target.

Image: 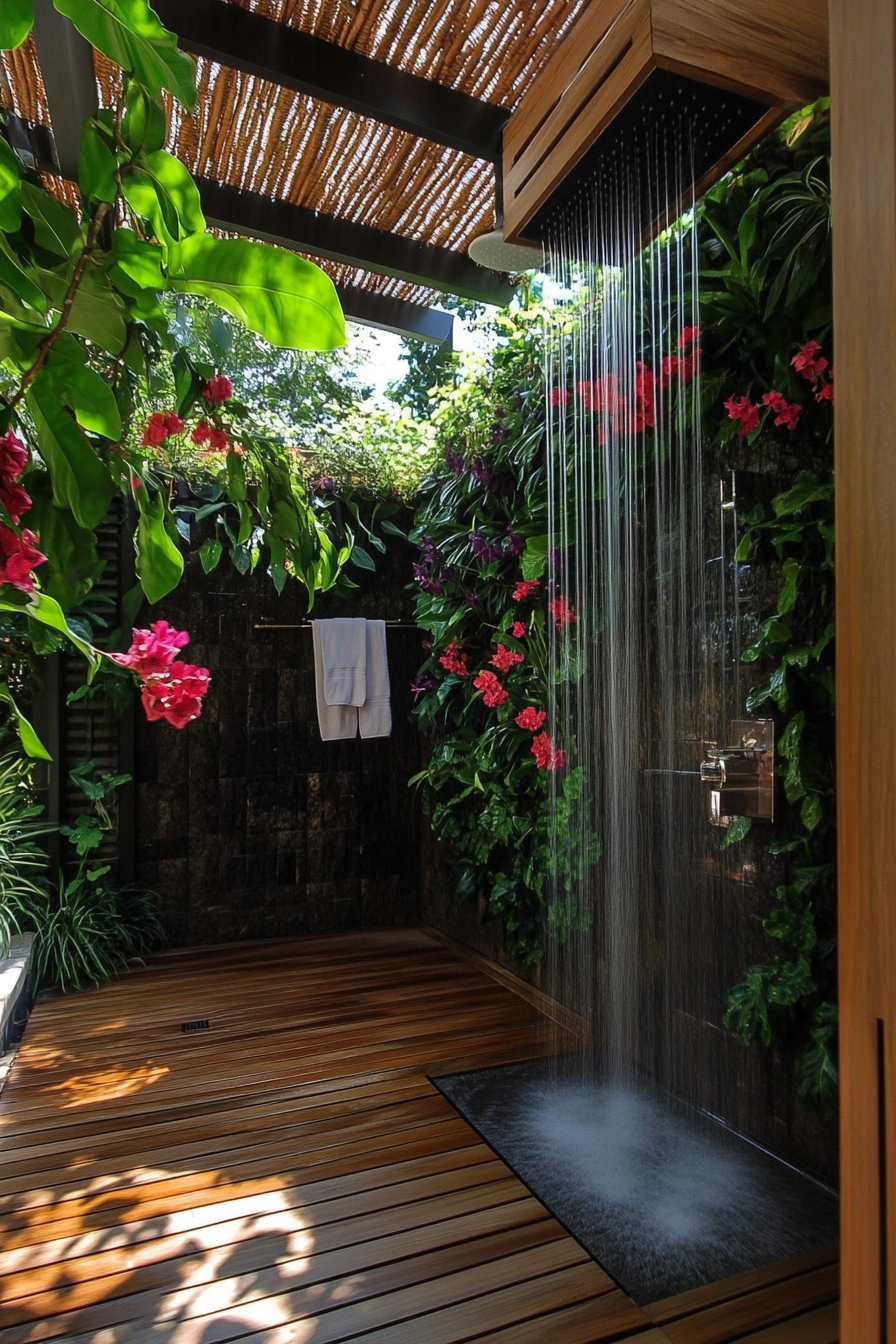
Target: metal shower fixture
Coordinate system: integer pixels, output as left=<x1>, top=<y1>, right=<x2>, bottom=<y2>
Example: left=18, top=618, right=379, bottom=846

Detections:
left=701, top=719, right=775, bottom=827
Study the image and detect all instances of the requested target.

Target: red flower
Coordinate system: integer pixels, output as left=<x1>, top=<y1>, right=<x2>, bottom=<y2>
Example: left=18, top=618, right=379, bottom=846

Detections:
left=577, top=381, right=596, bottom=411
left=0, top=526, right=46, bottom=592
left=203, top=375, right=233, bottom=404
left=550, top=387, right=571, bottom=407
left=208, top=428, right=229, bottom=452
left=513, top=579, right=540, bottom=602
left=0, top=430, right=28, bottom=481
left=515, top=706, right=547, bottom=732
left=511, top=621, right=526, bottom=639
left=816, top=381, right=834, bottom=404
left=679, top=325, right=701, bottom=348
left=724, top=396, right=760, bottom=437
left=141, top=410, right=184, bottom=448
left=791, top=340, right=829, bottom=386
left=0, top=479, right=32, bottom=524
left=659, top=355, right=679, bottom=391
left=678, top=349, right=702, bottom=384
left=490, top=643, right=524, bottom=672
left=141, top=662, right=210, bottom=730
left=531, top=731, right=565, bottom=771
left=191, top=422, right=211, bottom=445
left=548, top=596, right=577, bottom=629
left=761, top=391, right=801, bottom=431
left=163, top=413, right=185, bottom=436
left=110, top=620, right=190, bottom=679
left=634, top=362, right=656, bottom=428
left=439, top=642, right=470, bottom=676
left=473, top=669, right=508, bottom=707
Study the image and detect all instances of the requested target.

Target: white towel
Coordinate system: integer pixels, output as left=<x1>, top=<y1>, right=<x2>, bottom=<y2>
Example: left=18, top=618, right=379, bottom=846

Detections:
left=312, top=622, right=357, bottom=740
left=317, top=618, right=367, bottom=706
left=359, top=620, right=392, bottom=739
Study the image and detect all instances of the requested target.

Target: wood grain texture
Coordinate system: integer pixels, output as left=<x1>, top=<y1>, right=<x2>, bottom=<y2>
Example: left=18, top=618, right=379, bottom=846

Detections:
left=502, top=0, right=829, bottom=242
left=0, top=929, right=840, bottom=1341
left=830, top=0, right=896, bottom=1339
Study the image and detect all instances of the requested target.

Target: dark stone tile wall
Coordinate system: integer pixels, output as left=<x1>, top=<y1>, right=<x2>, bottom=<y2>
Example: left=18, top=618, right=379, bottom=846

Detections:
left=133, top=530, right=424, bottom=946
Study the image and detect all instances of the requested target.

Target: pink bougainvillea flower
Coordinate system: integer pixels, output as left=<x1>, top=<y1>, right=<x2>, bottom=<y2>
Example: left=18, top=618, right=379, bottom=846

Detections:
left=761, top=391, right=802, bottom=431
left=141, top=663, right=210, bottom=730
left=0, top=479, right=32, bottom=525
left=679, top=325, right=701, bottom=348
left=110, top=620, right=190, bottom=679
left=490, top=643, right=524, bottom=672
left=531, top=731, right=565, bottom=771
left=0, top=430, right=28, bottom=481
left=511, top=621, right=526, bottom=639
left=513, top=579, right=540, bottom=602
left=473, top=669, right=508, bottom=708
left=724, top=395, right=760, bottom=437
left=816, top=381, right=834, bottom=404
left=191, top=422, right=211, bottom=446
left=439, top=642, right=470, bottom=676
left=678, top=349, right=702, bottom=384
left=202, top=375, right=234, bottom=404
left=142, top=411, right=184, bottom=448
left=0, top=526, right=46, bottom=592
left=791, top=340, right=829, bottom=386
left=515, top=706, right=547, bottom=732
left=208, top=428, right=229, bottom=452
left=550, top=387, right=572, bottom=407
left=163, top=413, right=185, bottom=436
left=548, top=596, right=577, bottom=629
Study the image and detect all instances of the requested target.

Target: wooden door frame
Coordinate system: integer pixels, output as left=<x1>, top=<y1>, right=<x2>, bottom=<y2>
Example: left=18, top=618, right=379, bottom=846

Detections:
left=830, top=0, right=896, bottom=1336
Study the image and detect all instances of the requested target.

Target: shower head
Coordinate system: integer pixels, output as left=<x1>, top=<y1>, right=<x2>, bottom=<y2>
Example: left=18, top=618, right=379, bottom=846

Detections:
left=503, top=0, right=828, bottom=247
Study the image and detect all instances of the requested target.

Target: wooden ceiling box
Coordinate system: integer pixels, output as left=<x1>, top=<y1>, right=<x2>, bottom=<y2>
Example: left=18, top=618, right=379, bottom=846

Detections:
left=502, top=0, right=829, bottom=243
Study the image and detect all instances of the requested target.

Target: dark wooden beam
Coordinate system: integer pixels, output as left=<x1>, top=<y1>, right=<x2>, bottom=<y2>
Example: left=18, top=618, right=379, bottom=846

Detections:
left=31, top=0, right=97, bottom=180
left=197, top=177, right=515, bottom=307
left=152, top=0, right=508, bottom=163
left=336, top=288, right=453, bottom=346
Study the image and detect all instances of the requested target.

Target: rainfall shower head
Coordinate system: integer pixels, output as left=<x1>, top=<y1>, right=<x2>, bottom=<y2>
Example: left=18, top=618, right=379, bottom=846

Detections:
left=503, top=0, right=829, bottom=247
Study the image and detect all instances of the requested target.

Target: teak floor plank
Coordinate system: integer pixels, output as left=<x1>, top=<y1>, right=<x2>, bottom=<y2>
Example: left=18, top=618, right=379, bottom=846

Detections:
left=731, top=1301, right=840, bottom=1342
left=0, top=930, right=841, bottom=1344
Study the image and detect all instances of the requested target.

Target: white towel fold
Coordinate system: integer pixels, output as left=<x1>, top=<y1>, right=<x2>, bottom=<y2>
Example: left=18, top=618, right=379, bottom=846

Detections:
left=318, top=617, right=367, bottom=706
left=359, top=620, right=392, bottom=739
left=312, top=622, right=358, bottom=740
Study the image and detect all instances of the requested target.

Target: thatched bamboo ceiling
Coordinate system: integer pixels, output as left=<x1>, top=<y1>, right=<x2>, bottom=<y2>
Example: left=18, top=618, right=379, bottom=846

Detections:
left=0, top=0, right=587, bottom=338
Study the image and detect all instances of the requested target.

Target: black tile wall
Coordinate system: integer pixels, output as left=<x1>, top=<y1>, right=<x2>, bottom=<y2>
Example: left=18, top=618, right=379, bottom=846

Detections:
left=133, top=529, right=424, bottom=946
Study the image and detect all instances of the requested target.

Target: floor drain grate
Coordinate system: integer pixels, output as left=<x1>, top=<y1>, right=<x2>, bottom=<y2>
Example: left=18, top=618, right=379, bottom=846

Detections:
left=181, top=1019, right=210, bottom=1032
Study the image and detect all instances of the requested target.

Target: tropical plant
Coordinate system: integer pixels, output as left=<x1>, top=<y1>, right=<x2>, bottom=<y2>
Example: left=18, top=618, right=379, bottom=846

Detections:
left=0, top=0, right=347, bottom=756
left=409, top=302, right=599, bottom=964
left=6, top=755, right=164, bottom=991
left=0, top=745, right=49, bottom=957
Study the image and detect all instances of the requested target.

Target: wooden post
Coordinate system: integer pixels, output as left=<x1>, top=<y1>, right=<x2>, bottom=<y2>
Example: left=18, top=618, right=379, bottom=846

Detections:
left=831, top=0, right=896, bottom=1336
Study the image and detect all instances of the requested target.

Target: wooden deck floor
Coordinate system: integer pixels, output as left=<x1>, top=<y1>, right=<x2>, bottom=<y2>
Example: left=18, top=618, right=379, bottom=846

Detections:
left=0, top=929, right=838, bottom=1342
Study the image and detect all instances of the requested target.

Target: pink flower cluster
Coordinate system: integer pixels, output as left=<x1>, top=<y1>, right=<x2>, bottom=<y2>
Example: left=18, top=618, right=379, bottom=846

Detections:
left=548, top=596, right=577, bottom=630
left=512, top=579, right=540, bottom=602
left=511, top=621, right=526, bottom=639
left=490, top=643, right=524, bottom=673
left=724, top=389, right=802, bottom=437
left=473, top=669, right=508, bottom=707
left=111, top=621, right=210, bottom=729
left=0, top=430, right=46, bottom=594
left=191, top=422, right=229, bottom=452
left=532, top=731, right=565, bottom=771
left=514, top=706, right=546, bottom=732
left=792, top=341, right=834, bottom=404
left=203, top=375, right=233, bottom=404
left=439, top=642, right=470, bottom=676
left=762, top=391, right=801, bottom=431
left=142, top=412, right=185, bottom=448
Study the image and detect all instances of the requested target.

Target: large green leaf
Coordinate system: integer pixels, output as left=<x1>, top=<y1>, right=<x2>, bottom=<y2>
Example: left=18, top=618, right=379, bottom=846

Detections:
left=0, top=0, right=33, bottom=49
left=0, top=590, right=97, bottom=665
left=121, top=149, right=205, bottom=243
left=27, top=377, right=113, bottom=529
left=121, top=80, right=167, bottom=155
left=79, top=120, right=118, bottom=204
left=21, top=182, right=81, bottom=259
left=44, top=266, right=127, bottom=354
left=47, top=343, right=122, bottom=440
left=106, top=228, right=165, bottom=296
left=134, top=489, right=184, bottom=602
left=0, top=237, right=47, bottom=314
left=54, top=0, right=196, bottom=109
left=0, top=137, right=22, bottom=232
left=168, top=235, right=345, bottom=350
left=0, top=684, right=50, bottom=760
left=23, top=469, right=104, bottom=610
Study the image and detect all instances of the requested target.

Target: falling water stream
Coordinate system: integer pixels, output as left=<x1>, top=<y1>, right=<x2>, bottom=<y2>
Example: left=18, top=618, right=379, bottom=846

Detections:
left=440, top=88, right=838, bottom=1303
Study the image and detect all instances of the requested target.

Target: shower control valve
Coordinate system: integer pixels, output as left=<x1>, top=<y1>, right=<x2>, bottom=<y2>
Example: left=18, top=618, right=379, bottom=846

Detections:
left=700, top=719, right=774, bottom=828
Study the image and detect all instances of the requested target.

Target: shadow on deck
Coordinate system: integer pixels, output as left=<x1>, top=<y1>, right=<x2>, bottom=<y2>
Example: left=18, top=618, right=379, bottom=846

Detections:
left=0, top=928, right=838, bottom=1342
